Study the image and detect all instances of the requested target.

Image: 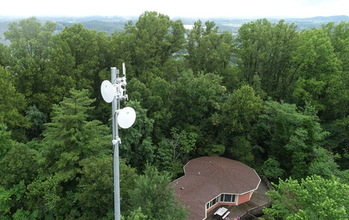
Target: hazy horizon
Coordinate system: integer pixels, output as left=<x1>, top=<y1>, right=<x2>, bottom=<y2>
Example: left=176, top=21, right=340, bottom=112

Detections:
left=1, top=14, right=349, bottom=20
left=1, top=0, right=348, bottom=19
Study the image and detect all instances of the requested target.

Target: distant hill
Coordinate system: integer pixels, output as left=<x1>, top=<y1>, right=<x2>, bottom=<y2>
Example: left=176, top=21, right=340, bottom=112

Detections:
left=51, top=16, right=135, bottom=34
left=207, top=15, right=349, bottom=33
left=0, top=22, right=10, bottom=44
left=283, top=15, right=349, bottom=30
left=1, top=15, right=349, bottom=44
left=0, top=16, right=135, bottom=44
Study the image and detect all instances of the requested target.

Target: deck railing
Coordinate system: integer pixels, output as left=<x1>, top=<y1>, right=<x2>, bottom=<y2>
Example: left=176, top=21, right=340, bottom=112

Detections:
left=239, top=175, right=274, bottom=220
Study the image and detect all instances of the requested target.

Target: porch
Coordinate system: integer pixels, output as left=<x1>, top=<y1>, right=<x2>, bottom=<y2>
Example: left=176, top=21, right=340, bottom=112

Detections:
left=206, top=176, right=272, bottom=220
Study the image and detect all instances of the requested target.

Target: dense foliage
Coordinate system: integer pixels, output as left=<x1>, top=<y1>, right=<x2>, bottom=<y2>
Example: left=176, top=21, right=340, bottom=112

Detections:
left=264, top=175, right=349, bottom=219
left=1, top=12, right=349, bottom=219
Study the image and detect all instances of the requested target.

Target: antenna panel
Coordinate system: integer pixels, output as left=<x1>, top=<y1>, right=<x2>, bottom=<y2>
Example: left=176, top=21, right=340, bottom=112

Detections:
left=118, top=107, right=136, bottom=129
left=101, top=80, right=115, bottom=103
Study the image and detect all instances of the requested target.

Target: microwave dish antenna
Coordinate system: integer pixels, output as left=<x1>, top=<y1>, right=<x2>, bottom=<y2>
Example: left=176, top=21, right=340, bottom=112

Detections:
left=101, top=80, right=115, bottom=103
left=117, top=107, right=136, bottom=129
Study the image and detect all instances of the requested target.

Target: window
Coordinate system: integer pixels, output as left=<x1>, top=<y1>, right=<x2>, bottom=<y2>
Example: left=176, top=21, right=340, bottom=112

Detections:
left=207, top=194, right=236, bottom=210
left=210, top=198, right=217, bottom=206
left=224, top=194, right=232, bottom=202
left=220, top=194, right=236, bottom=203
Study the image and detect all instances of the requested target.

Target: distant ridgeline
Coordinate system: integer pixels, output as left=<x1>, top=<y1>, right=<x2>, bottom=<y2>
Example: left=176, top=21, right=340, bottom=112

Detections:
left=1, top=15, right=349, bottom=44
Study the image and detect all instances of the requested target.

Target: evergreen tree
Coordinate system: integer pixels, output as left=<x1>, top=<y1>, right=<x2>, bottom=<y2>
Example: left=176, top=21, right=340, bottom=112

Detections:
left=26, top=89, right=110, bottom=218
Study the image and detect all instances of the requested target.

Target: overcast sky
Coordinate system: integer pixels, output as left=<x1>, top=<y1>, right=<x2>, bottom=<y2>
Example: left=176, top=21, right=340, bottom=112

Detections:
left=1, top=0, right=348, bottom=18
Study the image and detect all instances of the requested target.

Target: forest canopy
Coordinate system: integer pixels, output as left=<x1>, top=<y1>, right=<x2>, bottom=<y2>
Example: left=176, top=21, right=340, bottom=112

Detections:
left=1, top=12, right=349, bottom=219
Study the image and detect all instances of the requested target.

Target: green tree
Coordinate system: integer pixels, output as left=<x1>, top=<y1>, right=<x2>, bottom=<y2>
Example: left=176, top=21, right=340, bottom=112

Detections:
left=260, top=157, right=285, bottom=182
left=0, top=43, right=10, bottom=66
left=321, top=22, right=349, bottom=121
left=235, top=19, right=299, bottom=99
left=264, top=175, right=349, bottom=219
left=111, top=11, right=185, bottom=81
left=5, top=18, right=54, bottom=109
left=76, top=157, right=138, bottom=219
left=128, top=166, right=187, bottom=220
left=146, top=77, right=173, bottom=141
left=0, top=125, right=42, bottom=218
left=0, top=67, right=29, bottom=140
left=25, top=105, right=47, bottom=139
left=213, top=85, right=263, bottom=165
left=291, top=28, right=341, bottom=116
left=170, top=70, right=225, bottom=128
left=4, top=17, right=78, bottom=116
left=170, top=70, right=226, bottom=152
left=123, top=207, right=148, bottom=220
left=254, top=101, right=329, bottom=179
left=308, top=147, right=341, bottom=179
left=128, top=76, right=173, bottom=142
left=59, top=23, right=107, bottom=92
left=186, top=20, right=234, bottom=75
left=319, top=22, right=349, bottom=169
left=75, top=156, right=113, bottom=219
left=329, top=117, right=349, bottom=169
left=323, top=21, right=349, bottom=73
left=154, top=127, right=197, bottom=175
left=119, top=101, right=155, bottom=171
left=42, top=89, right=110, bottom=167
left=0, top=181, right=27, bottom=218
left=0, top=124, right=13, bottom=158
left=0, top=143, right=41, bottom=218
left=0, top=143, right=41, bottom=189
left=26, top=89, right=110, bottom=218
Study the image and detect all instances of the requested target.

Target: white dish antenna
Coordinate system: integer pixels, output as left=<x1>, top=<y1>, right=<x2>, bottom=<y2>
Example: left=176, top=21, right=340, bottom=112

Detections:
left=117, top=107, right=136, bottom=129
left=101, top=80, right=115, bottom=103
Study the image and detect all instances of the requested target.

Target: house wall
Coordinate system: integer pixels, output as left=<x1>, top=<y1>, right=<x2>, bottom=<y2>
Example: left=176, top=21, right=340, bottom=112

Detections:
left=238, top=192, right=251, bottom=205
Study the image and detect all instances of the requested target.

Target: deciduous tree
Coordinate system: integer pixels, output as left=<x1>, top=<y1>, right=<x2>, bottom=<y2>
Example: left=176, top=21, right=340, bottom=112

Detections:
left=0, top=67, right=29, bottom=140
left=187, top=20, right=234, bottom=75
left=291, top=28, right=341, bottom=116
left=128, top=166, right=187, bottom=220
left=119, top=101, right=155, bottom=171
left=213, top=85, right=263, bottom=165
left=264, top=175, right=349, bottom=219
left=254, top=101, right=329, bottom=179
left=235, top=19, right=298, bottom=99
left=111, top=11, right=185, bottom=81
left=4, top=17, right=77, bottom=115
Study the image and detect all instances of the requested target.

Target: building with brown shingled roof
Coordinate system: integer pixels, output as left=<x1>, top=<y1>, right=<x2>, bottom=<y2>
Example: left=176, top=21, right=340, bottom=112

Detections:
left=170, top=157, right=261, bottom=220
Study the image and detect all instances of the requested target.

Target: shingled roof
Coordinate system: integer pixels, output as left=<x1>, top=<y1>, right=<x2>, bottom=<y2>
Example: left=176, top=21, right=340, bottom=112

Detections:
left=170, top=157, right=261, bottom=220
